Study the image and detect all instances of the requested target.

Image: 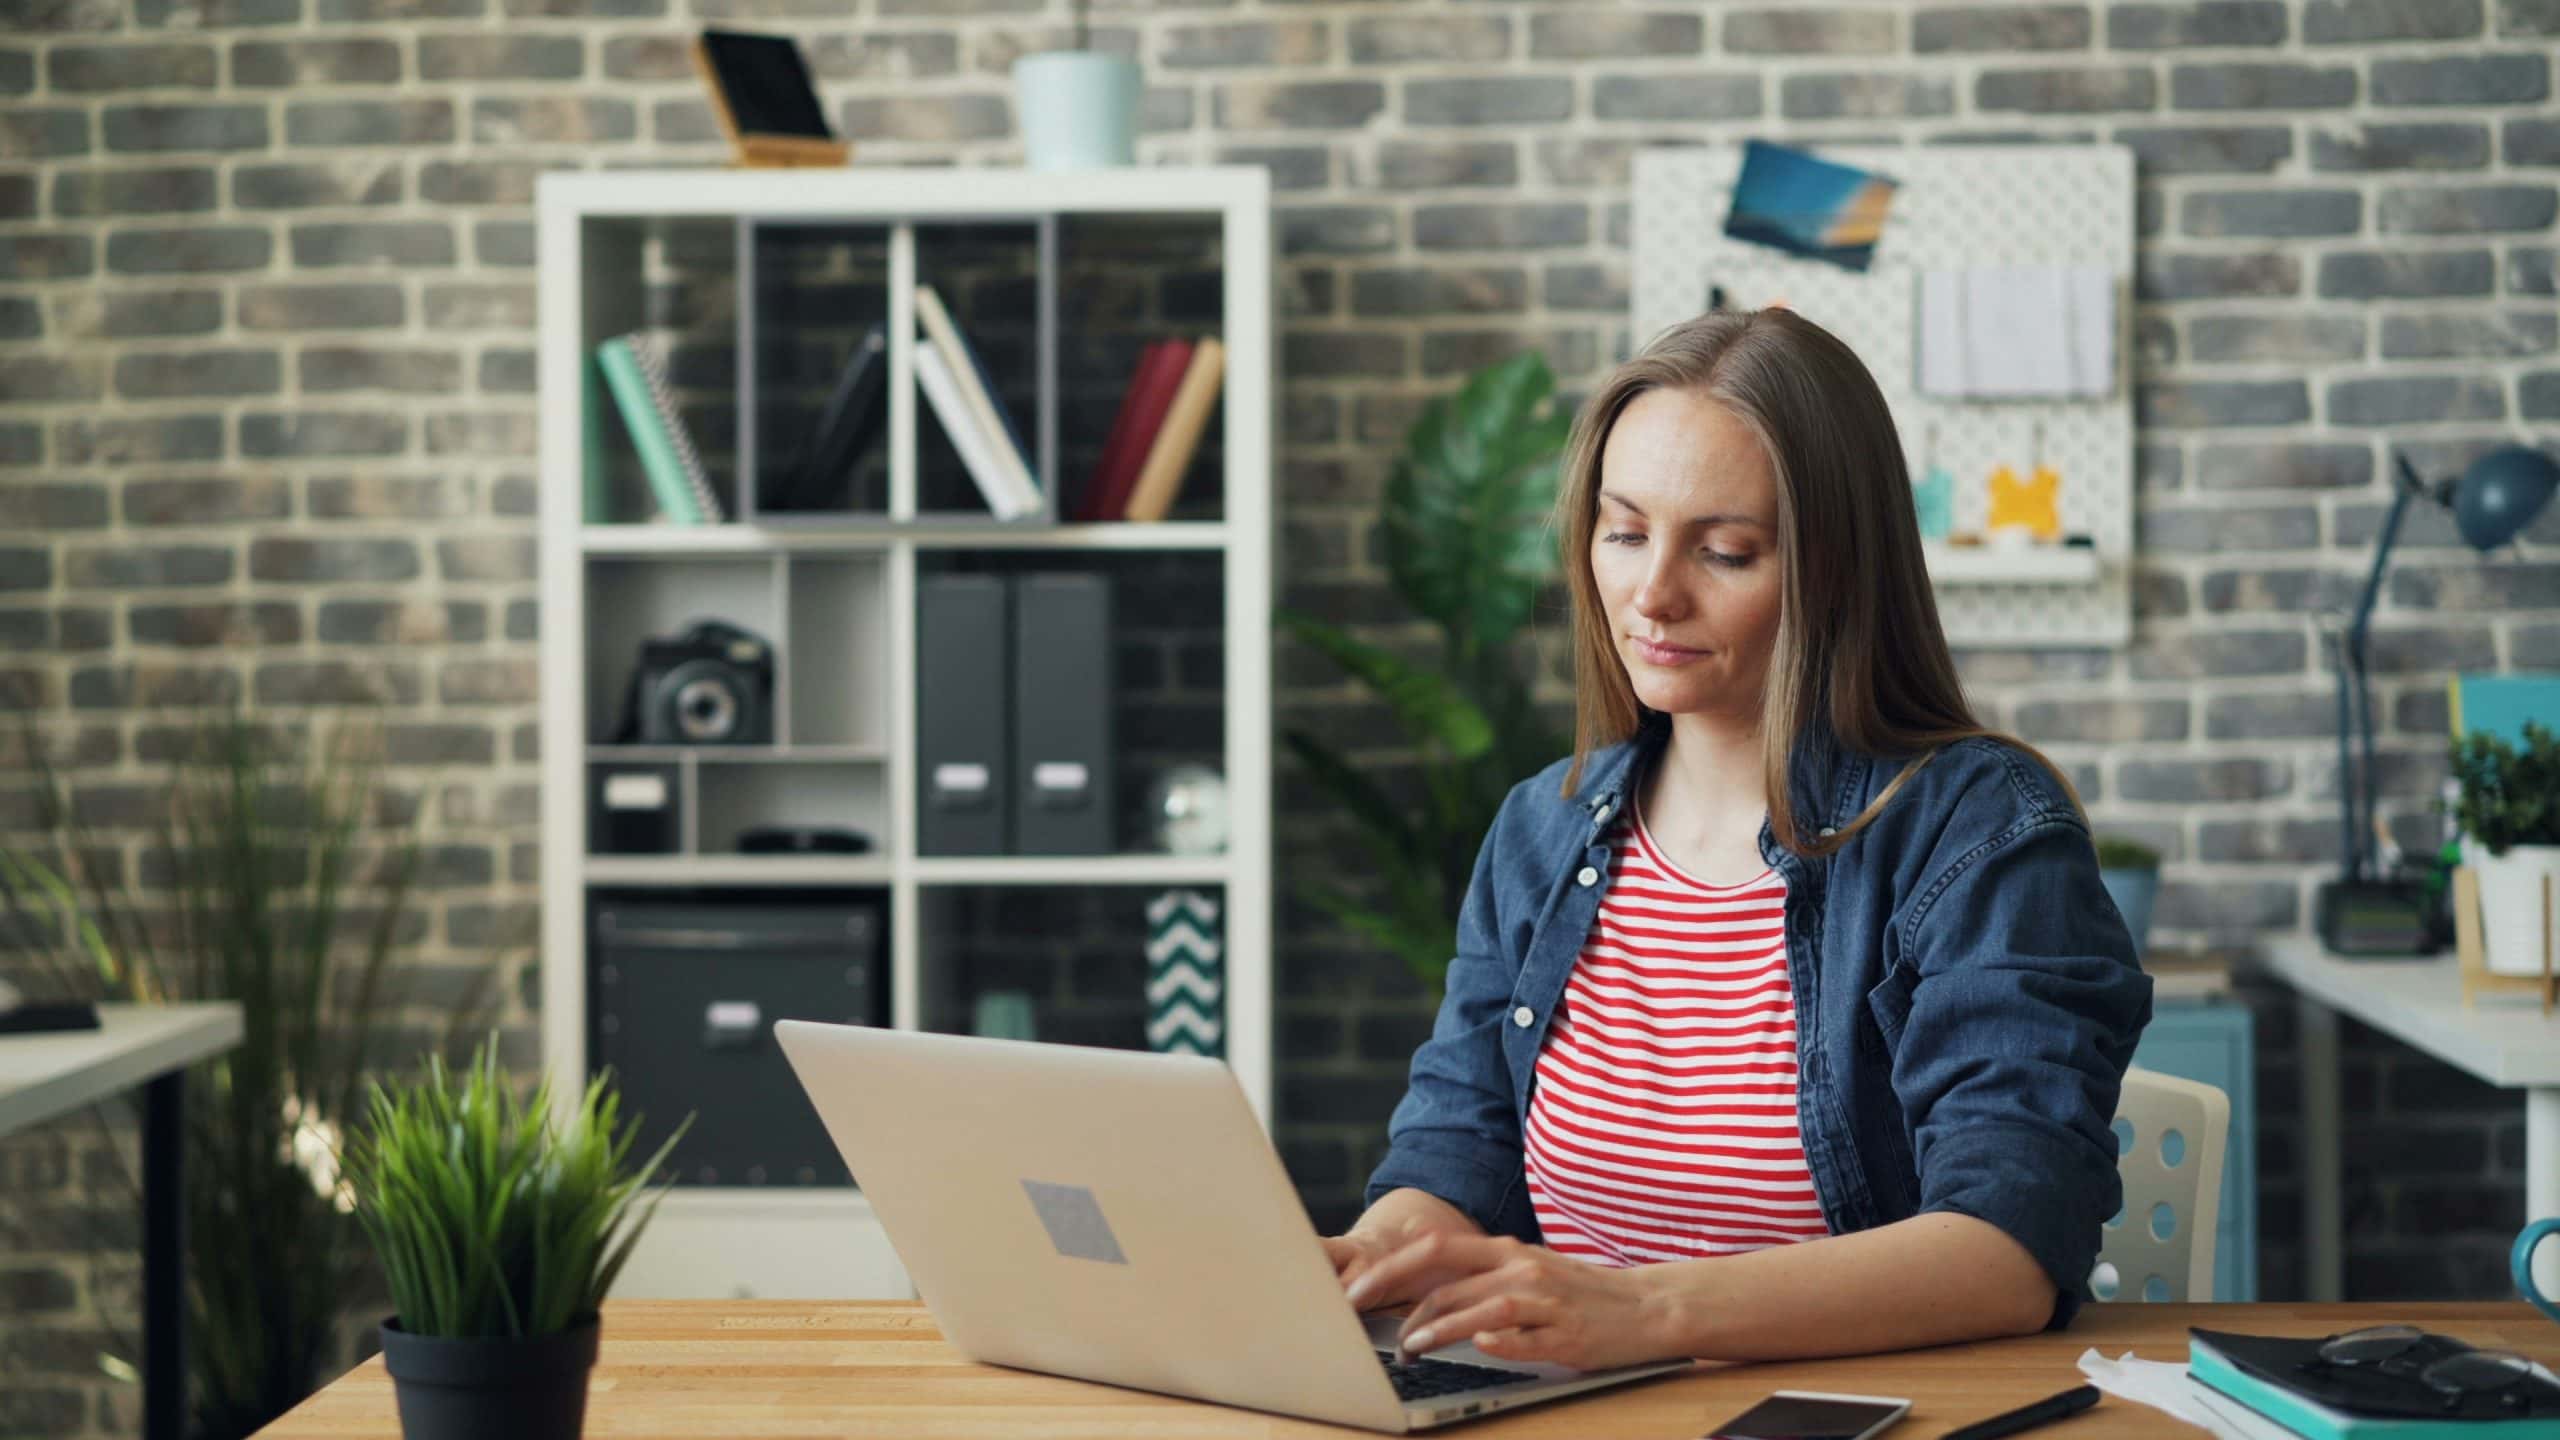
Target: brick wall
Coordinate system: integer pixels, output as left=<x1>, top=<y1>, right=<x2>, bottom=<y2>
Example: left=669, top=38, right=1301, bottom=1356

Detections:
left=5, top=0, right=2558, bottom=1432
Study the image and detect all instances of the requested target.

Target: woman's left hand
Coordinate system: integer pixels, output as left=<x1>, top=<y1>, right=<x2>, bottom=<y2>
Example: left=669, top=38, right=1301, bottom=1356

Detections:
left=1346, top=1233, right=1679, bottom=1372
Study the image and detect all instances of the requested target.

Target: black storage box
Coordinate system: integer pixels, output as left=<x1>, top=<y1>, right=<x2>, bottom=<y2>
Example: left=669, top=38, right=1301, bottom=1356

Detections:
left=590, top=894, right=884, bottom=1187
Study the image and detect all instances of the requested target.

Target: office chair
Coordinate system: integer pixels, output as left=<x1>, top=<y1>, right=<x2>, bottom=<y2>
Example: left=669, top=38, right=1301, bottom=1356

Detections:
left=2091, top=1066, right=2230, bottom=1303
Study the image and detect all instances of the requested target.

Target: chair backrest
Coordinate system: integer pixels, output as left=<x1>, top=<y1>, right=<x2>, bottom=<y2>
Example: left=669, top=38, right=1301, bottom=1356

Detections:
left=2092, top=1065, right=2230, bottom=1303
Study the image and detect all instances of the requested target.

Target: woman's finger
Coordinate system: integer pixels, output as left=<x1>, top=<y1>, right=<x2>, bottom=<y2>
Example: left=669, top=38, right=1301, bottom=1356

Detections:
left=1400, top=1292, right=1558, bottom=1357
left=1392, top=1262, right=1506, bottom=1346
left=1469, top=1325, right=1549, bottom=1365
left=1347, top=1233, right=1482, bottom=1312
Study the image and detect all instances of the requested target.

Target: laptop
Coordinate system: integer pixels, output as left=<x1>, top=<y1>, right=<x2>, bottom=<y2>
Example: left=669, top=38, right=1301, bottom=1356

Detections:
left=773, top=1021, right=1693, bottom=1431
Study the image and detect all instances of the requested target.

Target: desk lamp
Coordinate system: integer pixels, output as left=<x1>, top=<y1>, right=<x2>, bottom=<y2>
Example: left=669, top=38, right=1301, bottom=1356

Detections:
left=2318, top=444, right=2560, bottom=956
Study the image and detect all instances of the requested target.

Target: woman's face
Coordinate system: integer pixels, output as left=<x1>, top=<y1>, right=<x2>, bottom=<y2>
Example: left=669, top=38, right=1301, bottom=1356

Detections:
left=1590, top=387, right=1785, bottom=728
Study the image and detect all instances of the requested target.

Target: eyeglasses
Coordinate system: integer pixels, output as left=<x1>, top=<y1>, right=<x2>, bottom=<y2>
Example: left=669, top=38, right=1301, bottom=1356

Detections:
left=2312, top=1325, right=2541, bottom=1410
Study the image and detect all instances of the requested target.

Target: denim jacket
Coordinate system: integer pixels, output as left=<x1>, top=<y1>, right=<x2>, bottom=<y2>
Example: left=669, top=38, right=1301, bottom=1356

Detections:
left=1364, top=717, right=2152, bottom=1329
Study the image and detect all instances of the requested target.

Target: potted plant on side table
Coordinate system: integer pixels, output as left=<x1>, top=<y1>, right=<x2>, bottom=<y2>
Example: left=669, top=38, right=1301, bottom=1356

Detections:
left=341, top=1039, right=686, bottom=1440
left=2449, top=719, right=2560, bottom=976
left=2095, top=835, right=2162, bottom=955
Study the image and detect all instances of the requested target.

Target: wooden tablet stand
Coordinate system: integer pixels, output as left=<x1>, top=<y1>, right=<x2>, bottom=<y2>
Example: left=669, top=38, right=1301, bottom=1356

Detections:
left=728, top=134, right=850, bottom=169
left=2451, top=866, right=2560, bottom=1013
left=690, top=35, right=851, bottom=170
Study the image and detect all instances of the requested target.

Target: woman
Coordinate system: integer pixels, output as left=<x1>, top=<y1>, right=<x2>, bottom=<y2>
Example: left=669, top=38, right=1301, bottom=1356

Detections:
left=1323, top=308, right=2151, bottom=1372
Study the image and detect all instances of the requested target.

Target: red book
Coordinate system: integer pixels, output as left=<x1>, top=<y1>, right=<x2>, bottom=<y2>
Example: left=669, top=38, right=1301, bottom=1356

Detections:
left=1082, top=337, right=1195, bottom=524
left=1078, top=340, right=1162, bottom=522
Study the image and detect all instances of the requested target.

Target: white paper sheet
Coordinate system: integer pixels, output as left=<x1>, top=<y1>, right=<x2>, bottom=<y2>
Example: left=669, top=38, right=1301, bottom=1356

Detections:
left=1917, top=266, right=2115, bottom=399
left=2075, top=1347, right=2294, bottom=1440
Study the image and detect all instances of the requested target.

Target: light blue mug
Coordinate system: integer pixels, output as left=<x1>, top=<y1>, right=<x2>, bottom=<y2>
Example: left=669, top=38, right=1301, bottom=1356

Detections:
left=2518, top=1217, right=2560, bottom=1324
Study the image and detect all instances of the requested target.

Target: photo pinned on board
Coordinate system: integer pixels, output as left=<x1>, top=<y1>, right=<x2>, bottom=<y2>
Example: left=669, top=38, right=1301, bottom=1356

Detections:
left=1721, top=139, right=1900, bottom=273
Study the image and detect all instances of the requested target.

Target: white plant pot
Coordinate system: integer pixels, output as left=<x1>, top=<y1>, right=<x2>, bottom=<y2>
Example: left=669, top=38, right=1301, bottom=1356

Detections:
left=1013, top=51, right=1140, bottom=171
left=2467, top=841, right=2560, bottom=977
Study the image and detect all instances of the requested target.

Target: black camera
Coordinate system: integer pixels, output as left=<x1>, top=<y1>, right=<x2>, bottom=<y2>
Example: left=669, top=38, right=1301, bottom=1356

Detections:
left=615, top=619, right=775, bottom=746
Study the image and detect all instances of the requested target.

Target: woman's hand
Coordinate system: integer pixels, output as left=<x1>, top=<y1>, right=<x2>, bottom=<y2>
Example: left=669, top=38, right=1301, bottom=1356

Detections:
left=1346, top=1233, right=1680, bottom=1373
left=1323, top=1225, right=1478, bottom=1311
left=1319, top=1231, right=1400, bottom=1301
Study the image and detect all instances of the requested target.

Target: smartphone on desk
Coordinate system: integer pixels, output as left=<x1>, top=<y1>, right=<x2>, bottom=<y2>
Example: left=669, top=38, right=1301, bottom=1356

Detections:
left=1702, top=1389, right=1911, bottom=1440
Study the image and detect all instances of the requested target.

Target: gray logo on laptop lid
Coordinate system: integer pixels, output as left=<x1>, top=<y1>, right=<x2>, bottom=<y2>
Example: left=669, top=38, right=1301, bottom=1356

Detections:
left=1021, top=1180, right=1128, bottom=1265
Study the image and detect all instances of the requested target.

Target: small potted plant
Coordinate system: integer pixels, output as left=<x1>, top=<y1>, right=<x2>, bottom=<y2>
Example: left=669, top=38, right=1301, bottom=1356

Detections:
left=2094, top=835, right=2162, bottom=954
left=1012, top=0, right=1140, bottom=171
left=341, top=1039, right=685, bottom=1440
left=2449, top=721, right=2560, bottom=976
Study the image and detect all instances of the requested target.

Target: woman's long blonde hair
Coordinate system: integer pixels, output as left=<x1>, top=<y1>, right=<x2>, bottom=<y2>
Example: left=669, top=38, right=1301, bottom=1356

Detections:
left=1557, top=307, right=2076, bottom=857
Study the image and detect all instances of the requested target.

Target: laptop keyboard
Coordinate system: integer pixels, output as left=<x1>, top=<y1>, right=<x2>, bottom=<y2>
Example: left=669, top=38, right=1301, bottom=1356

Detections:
left=1377, top=1350, right=1534, bottom=1401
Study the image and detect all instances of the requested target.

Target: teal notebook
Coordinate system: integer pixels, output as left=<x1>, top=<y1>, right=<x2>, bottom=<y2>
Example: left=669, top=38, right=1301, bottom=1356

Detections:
left=2190, top=1333, right=2560, bottom=1440
left=595, top=334, right=721, bottom=525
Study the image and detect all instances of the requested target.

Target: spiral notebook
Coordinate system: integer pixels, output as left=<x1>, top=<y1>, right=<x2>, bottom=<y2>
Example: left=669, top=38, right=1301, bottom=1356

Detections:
left=596, top=332, right=724, bottom=524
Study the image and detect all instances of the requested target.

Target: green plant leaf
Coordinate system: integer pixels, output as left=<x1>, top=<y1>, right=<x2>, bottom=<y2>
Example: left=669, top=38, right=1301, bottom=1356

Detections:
left=1300, top=882, right=1455, bottom=990
left=1385, top=352, right=1567, bottom=661
left=1278, top=614, right=1494, bottom=760
left=1282, top=731, right=1417, bottom=858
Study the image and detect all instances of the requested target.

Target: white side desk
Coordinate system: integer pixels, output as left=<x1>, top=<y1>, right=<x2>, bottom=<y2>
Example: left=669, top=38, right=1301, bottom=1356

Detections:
left=0, top=1002, right=245, bottom=1440
left=2258, top=938, right=2559, bottom=1300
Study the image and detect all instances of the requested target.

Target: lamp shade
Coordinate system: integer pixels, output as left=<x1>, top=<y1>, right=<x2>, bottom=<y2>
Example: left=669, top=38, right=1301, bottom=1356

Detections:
left=2452, top=445, right=2560, bottom=552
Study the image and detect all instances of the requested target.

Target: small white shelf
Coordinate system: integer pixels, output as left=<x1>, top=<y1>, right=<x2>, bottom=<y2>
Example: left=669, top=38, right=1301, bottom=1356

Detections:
left=1922, top=541, right=2102, bottom=586
left=585, top=855, right=892, bottom=886
left=581, top=522, right=1232, bottom=556
left=908, top=853, right=1234, bottom=887
left=587, top=744, right=887, bottom=764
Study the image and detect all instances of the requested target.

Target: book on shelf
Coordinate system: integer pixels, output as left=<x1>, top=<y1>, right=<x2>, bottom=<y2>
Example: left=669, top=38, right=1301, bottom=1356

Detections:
left=1080, top=338, right=1195, bottom=523
left=916, top=343, right=1038, bottom=520
left=595, top=332, right=724, bottom=525
left=771, top=322, right=888, bottom=514
left=915, top=283, right=1039, bottom=517
left=1121, top=337, right=1225, bottom=524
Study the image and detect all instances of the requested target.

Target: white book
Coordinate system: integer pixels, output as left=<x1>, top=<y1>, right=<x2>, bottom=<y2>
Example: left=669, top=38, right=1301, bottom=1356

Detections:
left=916, top=344, right=1036, bottom=520
left=914, top=284, right=1040, bottom=516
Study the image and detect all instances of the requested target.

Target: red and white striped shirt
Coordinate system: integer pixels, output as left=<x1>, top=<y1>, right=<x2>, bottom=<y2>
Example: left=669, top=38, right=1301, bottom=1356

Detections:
left=1522, top=805, right=1832, bottom=1266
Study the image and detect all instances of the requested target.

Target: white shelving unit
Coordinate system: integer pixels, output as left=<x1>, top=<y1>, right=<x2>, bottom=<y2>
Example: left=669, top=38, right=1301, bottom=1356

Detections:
left=536, top=167, right=1275, bottom=1300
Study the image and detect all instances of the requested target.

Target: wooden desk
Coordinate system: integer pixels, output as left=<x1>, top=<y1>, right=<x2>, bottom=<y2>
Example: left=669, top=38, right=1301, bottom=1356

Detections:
left=1, top=1002, right=243, bottom=1440
left=258, top=1300, right=2560, bottom=1438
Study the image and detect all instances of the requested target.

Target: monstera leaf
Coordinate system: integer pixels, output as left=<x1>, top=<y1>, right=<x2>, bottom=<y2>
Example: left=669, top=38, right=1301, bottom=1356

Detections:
left=1383, top=352, right=1571, bottom=666
left=1279, top=351, right=1571, bottom=990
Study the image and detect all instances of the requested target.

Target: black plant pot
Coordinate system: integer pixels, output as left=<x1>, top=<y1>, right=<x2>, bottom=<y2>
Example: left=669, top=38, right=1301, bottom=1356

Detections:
left=378, top=1317, right=600, bottom=1440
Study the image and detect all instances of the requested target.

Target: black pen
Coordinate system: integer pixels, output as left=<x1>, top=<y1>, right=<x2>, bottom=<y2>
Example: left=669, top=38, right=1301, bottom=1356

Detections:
left=1940, top=1383, right=2102, bottom=1440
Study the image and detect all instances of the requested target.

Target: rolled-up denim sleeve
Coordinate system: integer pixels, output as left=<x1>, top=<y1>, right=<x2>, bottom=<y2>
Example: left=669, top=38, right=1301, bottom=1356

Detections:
left=1897, top=816, right=2152, bottom=1329
left=1362, top=789, right=1536, bottom=1240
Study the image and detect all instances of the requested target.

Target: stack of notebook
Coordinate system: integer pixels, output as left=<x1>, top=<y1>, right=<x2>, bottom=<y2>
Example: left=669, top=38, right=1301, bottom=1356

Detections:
left=2187, top=1329, right=2560, bottom=1440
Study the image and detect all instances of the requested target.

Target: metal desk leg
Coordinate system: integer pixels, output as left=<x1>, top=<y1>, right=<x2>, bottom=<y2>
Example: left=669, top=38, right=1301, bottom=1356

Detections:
left=143, top=1071, right=184, bottom=1440
left=2299, top=995, right=2342, bottom=1302
left=2531, top=1088, right=2560, bottom=1298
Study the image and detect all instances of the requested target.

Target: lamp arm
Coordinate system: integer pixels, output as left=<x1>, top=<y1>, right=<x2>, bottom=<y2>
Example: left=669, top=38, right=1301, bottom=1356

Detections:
left=2343, top=467, right=2423, bottom=881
